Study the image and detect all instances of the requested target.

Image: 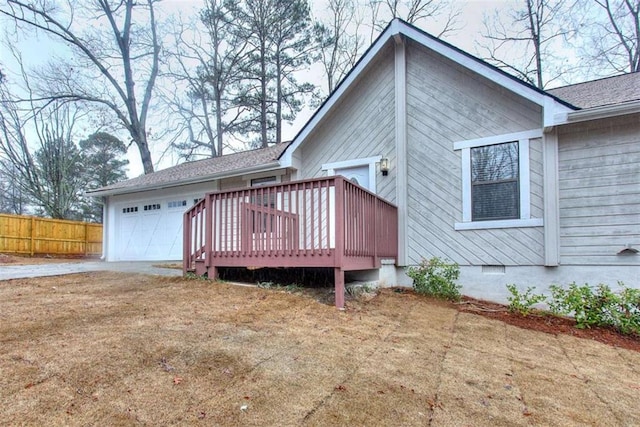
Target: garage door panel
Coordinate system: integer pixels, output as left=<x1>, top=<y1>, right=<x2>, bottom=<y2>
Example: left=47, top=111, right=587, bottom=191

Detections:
left=114, top=200, right=186, bottom=261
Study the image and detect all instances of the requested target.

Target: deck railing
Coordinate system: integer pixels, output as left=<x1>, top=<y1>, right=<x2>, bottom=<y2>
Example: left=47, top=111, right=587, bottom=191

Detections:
left=183, top=176, right=398, bottom=307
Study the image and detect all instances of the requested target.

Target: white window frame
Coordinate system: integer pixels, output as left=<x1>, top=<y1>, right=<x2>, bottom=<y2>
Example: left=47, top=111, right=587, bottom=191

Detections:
left=322, top=156, right=381, bottom=192
left=453, top=129, right=544, bottom=231
left=242, top=170, right=285, bottom=186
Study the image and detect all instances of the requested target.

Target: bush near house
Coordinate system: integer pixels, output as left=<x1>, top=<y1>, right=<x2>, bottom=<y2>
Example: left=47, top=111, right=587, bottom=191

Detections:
left=406, top=257, right=461, bottom=302
left=506, top=282, right=640, bottom=336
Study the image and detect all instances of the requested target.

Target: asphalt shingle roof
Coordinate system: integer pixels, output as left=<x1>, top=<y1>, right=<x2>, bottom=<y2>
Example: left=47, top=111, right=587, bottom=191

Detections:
left=548, top=72, right=640, bottom=109
left=89, top=142, right=290, bottom=195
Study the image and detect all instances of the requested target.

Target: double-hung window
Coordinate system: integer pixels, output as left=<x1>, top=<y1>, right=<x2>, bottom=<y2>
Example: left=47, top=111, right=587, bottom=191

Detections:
left=454, top=129, right=544, bottom=230
left=471, top=141, right=519, bottom=221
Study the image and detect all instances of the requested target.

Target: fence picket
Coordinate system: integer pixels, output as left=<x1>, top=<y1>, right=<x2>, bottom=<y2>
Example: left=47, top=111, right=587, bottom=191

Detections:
left=0, top=214, right=102, bottom=257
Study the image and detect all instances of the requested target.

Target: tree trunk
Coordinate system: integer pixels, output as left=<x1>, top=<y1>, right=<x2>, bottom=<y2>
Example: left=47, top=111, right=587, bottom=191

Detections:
left=276, top=50, right=282, bottom=144
left=260, top=43, right=268, bottom=148
left=135, top=132, right=154, bottom=174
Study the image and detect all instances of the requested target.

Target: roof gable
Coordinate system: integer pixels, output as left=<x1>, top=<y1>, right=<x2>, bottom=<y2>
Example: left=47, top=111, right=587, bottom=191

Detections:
left=280, top=19, right=575, bottom=165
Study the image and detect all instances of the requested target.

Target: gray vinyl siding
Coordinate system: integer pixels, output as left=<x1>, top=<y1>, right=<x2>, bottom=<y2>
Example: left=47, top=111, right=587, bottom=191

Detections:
left=558, top=113, right=640, bottom=266
left=298, top=44, right=397, bottom=203
left=405, top=40, right=545, bottom=266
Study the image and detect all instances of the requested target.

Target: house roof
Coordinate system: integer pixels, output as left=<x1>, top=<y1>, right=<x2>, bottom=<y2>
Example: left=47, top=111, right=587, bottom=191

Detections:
left=88, top=143, right=289, bottom=196
left=548, top=72, right=640, bottom=109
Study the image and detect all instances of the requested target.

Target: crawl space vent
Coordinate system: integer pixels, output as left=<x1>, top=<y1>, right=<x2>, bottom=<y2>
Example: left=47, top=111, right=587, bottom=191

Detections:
left=482, top=265, right=506, bottom=275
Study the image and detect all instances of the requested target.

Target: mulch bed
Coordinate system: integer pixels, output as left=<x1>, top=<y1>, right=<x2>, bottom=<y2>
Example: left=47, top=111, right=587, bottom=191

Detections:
left=457, top=296, right=640, bottom=353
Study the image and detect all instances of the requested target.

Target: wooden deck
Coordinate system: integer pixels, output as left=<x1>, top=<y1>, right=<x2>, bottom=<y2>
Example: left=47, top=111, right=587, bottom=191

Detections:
left=183, top=176, right=398, bottom=308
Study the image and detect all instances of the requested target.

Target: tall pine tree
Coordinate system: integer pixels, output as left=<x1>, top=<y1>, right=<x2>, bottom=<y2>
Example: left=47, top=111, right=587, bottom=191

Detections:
left=227, top=0, right=316, bottom=147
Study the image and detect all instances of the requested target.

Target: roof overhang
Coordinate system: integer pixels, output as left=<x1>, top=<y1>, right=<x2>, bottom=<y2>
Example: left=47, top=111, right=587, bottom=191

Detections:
left=86, top=161, right=282, bottom=197
left=280, top=19, right=575, bottom=167
left=553, top=100, right=640, bottom=125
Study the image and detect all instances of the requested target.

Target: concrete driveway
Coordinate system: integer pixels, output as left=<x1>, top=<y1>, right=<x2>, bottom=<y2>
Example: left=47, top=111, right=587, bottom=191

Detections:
left=0, top=261, right=183, bottom=281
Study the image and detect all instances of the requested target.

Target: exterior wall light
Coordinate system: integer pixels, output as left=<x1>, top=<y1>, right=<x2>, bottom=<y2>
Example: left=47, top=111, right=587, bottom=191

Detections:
left=380, top=157, right=390, bottom=176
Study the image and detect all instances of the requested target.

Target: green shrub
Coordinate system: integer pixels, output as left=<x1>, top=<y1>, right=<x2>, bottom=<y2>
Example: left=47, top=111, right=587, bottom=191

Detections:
left=506, top=284, right=546, bottom=316
left=406, top=257, right=461, bottom=302
left=607, top=285, right=640, bottom=336
left=548, top=282, right=640, bottom=335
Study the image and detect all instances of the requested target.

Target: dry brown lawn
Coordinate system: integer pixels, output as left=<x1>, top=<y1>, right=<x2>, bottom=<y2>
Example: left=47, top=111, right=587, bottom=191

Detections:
left=1, top=272, right=639, bottom=426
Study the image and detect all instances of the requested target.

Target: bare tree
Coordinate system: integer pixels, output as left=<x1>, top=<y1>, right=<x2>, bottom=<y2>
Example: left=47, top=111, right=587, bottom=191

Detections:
left=0, top=161, right=30, bottom=214
left=162, top=1, right=253, bottom=160
left=0, top=0, right=161, bottom=174
left=0, top=80, right=85, bottom=219
left=575, top=0, right=639, bottom=74
left=314, top=0, right=365, bottom=94
left=367, top=0, right=461, bottom=38
left=478, top=0, right=574, bottom=89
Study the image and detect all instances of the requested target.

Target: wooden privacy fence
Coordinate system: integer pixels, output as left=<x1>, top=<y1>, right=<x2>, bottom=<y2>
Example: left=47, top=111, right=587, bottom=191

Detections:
left=0, top=214, right=102, bottom=257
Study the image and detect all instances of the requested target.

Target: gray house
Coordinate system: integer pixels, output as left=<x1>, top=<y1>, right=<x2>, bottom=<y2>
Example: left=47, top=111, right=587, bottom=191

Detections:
left=89, top=19, right=639, bottom=305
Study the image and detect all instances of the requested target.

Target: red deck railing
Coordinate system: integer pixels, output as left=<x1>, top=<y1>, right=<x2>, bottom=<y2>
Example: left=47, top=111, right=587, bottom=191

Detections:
left=183, top=176, right=398, bottom=308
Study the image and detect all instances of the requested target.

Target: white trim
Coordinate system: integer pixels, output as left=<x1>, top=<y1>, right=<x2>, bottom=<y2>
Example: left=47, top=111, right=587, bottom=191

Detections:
left=280, top=23, right=394, bottom=167
left=248, top=175, right=280, bottom=187
left=461, top=148, right=472, bottom=222
left=458, top=136, right=536, bottom=228
left=455, top=218, right=543, bottom=230
left=87, top=162, right=282, bottom=197
left=395, top=36, right=409, bottom=266
left=400, top=25, right=550, bottom=107
left=542, top=130, right=560, bottom=266
left=519, top=138, right=531, bottom=219
left=101, top=199, right=108, bottom=260
left=453, top=129, right=542, bottom=151
left=554, top=100, right=640, bottom=125
left=280, top=19, right=573, bottom=168
left=323, top=156, right=381, bottom=192
left=322, top=156, right=381, bottom=171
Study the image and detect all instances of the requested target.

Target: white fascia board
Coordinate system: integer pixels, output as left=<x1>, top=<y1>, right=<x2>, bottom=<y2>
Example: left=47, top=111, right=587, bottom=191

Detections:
left=453, top=129, right=543, bottom=150
left=553, top=100, right=640, bottom=125
left=86, top=162, right=282, bottom=197
left=399, top=26, right=576, bottom=127
left=280, top=22, right=401, bottom=168
left=281, top=19, right=574, bottom=166
left=544, top=97, right=574, bottom=128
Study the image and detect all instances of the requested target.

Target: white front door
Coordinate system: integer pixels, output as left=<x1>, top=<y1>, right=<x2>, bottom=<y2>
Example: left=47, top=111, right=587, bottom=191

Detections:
left=322, top=156, right=380, bottom=193
left=334, top=165, right=371, bottom=191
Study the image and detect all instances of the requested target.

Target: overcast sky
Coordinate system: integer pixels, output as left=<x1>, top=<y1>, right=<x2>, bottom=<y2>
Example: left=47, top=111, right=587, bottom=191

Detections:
left=0, top=1, right=539, bottom=177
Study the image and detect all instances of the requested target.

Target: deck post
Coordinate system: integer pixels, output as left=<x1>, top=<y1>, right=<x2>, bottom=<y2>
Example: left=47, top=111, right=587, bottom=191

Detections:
left=334, top=268, right=345, bottom=309
left=204, top=195, right=213, bottom=269
left=334, top=177, right=345, bottom=309
left=208, top=265, right=218, bottom=281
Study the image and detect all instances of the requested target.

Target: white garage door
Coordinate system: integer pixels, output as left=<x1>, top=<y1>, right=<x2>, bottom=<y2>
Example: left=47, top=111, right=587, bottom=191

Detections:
left=115, top=199, right=188, bottom=261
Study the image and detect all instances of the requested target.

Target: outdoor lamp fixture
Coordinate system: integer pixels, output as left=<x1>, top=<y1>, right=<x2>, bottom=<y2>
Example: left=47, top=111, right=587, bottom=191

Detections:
left=380, top=157, right=390, bottom=176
